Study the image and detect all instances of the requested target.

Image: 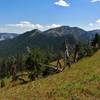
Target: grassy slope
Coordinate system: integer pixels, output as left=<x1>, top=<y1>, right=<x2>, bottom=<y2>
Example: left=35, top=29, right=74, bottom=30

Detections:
left=0, top=51, right=100, bottom=100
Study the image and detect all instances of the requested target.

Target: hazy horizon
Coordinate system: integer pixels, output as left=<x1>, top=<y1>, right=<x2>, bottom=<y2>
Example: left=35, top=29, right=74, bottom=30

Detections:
left=0, top=0, right=100, bottom=33
left=0, top=25, right=100, bottom=34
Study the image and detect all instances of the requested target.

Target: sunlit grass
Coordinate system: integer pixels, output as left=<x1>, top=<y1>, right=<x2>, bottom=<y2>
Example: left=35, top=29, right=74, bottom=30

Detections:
left=0, top=50, right=100, bottom=100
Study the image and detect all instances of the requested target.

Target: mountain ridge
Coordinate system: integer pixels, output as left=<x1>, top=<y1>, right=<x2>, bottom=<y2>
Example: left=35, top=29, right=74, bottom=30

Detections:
left=0, top=33, right=18, bottom=41
left=0, top=26, right=99, bottom=57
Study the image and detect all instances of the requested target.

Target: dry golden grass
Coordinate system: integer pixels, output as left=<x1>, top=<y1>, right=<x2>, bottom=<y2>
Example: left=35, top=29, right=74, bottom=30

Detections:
left=0, top=50, right=100, bottom=100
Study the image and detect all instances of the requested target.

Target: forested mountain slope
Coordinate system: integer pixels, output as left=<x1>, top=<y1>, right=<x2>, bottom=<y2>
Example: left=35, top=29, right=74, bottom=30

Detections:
left=0, top=26, right=93, bottom=57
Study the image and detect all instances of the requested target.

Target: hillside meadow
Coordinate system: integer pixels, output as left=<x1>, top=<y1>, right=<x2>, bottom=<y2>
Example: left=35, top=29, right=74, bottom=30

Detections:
left=0, top=50, right=100, bottom=100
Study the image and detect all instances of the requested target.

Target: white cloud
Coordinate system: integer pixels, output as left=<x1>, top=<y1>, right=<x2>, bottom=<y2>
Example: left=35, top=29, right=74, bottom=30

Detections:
left=7, top=21, right=35, bottom=29
left=89, top=23, right=94, bottom=26
left=89, top=19, right=100, bottom=26
left=0, top=21, right=61, bottom=33
left=91, top=0, right=100, bottom=3
left=0, top=27, right=9, bottom=33
left=54, top=0, right=70, bottom=7
left=88, top=19, right=100, bottom=30
left=46, top=24, right=61, bottom=28
left=96, top=19, right=100, bottom=23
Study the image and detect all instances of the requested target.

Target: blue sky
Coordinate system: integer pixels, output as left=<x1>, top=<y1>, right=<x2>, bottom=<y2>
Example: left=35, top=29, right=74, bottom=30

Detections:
left=0, top=0, right=100, bottom=33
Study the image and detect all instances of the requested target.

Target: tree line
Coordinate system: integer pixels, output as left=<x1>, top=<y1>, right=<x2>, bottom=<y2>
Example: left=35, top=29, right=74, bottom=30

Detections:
left=0, top=33, right=100, bottom=87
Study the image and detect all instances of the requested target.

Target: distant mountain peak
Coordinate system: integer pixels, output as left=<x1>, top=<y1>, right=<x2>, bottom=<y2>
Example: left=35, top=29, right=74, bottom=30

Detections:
left=30, top=29, right=41, bottom=33
left=0, top=33, right=18, bottom=41
left=42, top=25, right=87, bottom=37
left=89, top=30, right=100, bottom=34
left=0, top=25, right=97, bottom=57
left=23, top=29, right=41, bottom=34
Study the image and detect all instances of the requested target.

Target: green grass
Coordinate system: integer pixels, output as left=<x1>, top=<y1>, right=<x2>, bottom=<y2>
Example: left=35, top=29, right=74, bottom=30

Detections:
left=0, top=77, right=12, bottom=87
left=0, top=50, right=100, bottom=100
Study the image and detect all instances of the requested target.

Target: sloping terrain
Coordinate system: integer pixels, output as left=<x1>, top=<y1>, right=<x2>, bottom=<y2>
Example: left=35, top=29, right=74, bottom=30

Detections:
left=0, top=26, right=92, bottom=57
left=0, top=33, right=18, bottom=41
left=0, top=50, right=100, bottom=100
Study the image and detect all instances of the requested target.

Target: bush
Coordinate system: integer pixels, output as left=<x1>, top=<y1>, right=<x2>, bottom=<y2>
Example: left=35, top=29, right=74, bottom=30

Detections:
left=28, top=72, right=36, bottom=81
left=28, top=65, right=46, bottom=81
left=1, top=79, right=5, bottom=88
left=43, top=67, right=57, bottom=76
left=26, top=48, right=47, bottom=81
left=86, top=47, right=98, bottom=57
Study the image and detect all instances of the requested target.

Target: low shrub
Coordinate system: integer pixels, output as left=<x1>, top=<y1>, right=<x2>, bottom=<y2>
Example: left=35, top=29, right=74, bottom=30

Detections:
left=0, top=79, right=5, bottom=88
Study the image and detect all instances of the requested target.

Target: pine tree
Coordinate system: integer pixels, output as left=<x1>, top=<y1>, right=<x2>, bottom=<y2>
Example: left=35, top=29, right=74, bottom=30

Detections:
left=92, top=33, right=100, bottom=48
left=25, top=48, right=45, bottom=81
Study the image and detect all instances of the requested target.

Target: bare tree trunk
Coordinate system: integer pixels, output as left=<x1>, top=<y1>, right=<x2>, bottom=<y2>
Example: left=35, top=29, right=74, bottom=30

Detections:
left=74, top=44, right=79, bottom=63
left=12, top=63, right=17, bottom=81
left=56, top=59, right=62, bottom=70
left=64, top=40, right=71, bottom=68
